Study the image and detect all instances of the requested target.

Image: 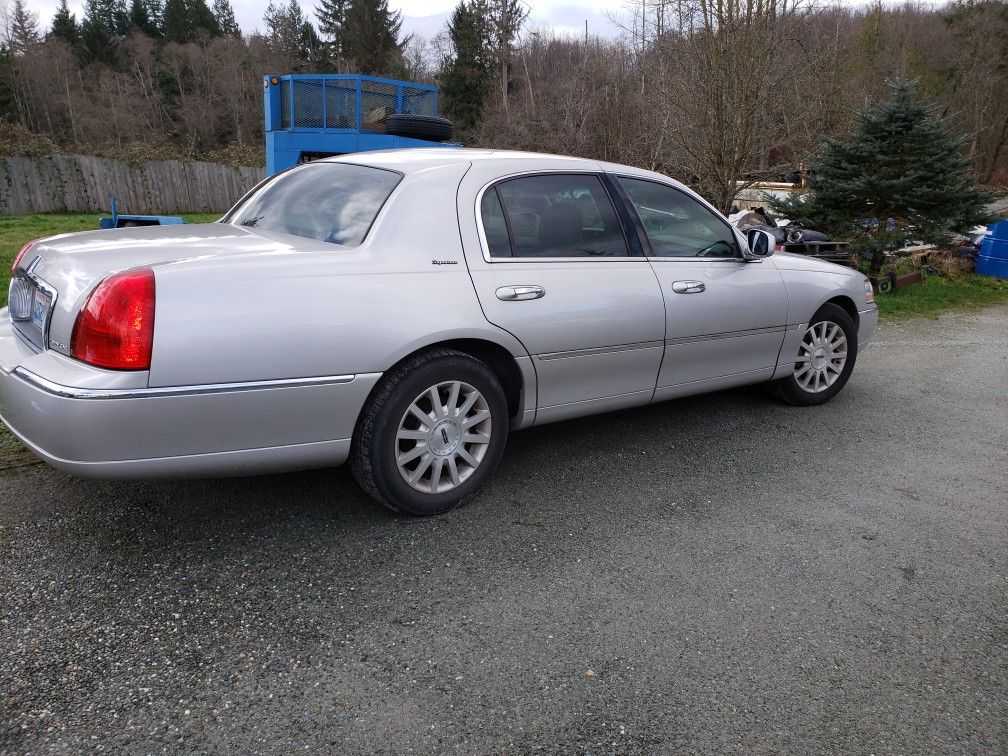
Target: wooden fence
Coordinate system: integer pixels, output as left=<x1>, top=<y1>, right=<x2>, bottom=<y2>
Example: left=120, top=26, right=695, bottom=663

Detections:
left=0, top=155, right=265, bottom=215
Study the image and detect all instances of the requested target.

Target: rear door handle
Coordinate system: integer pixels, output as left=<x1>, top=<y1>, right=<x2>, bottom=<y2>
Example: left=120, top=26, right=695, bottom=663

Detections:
left=671, top=280, right=706, bottom=294
left=496, top=285, right=545, bottom=301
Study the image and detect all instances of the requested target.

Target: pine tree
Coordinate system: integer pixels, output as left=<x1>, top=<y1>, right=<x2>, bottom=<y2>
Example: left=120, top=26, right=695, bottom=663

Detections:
left=315, top=0, right=347, bottom=56
left=146, top=0, right=164, bottom=35
left=163, top=0, right=220, bottom=43
left=299, top=18, right=324, bottom=67
left=111, top=0, right=131, bottom=35
left=80, top=0, right=118, bottom=64
left=265, top=0, right=320, bottom=63
left=441, top=0, right=492, bottom=130
left=774, top=79, right=992, bottom=277
left=8, top=0, right=41, bottom=54
left=48, top=0, right=80, bottom=48
left=339, top=0, right=404, bottom=76
left=212, top=0, right=241, bottom=37
left=188, top=0, right=221, bottom=37
left=162, top=0, right=187, bottom=41
left=127, top=0, right=160, bottom=36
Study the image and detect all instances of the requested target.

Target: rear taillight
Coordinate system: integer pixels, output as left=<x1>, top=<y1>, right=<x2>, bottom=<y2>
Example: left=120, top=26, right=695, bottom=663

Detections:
left=71, top=269, right=156, bottom=370
left=12, top=239, right=41, bottom=272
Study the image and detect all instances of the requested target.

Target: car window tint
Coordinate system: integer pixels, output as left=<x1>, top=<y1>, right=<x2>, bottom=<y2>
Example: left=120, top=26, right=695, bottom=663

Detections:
left=494, top=174, right=628, bottom=258
left=227, top=162, right=401, bottom=246
left=480, top=187, right=512, bottom=256
left=619, top=177, right=738, bottom=258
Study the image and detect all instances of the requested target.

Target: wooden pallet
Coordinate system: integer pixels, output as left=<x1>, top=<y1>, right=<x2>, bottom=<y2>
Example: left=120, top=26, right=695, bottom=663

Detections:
left=779, top=240, right=857, bottom=268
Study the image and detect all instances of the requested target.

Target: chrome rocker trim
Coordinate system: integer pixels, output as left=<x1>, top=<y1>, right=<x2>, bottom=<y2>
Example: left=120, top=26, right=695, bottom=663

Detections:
left=11, top=368, right=357, bottom=400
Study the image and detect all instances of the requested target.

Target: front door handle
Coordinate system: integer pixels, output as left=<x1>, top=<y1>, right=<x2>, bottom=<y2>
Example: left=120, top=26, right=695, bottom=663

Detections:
left=671, top=280, right=706, bottom=294
left=496, top=285, right=545, bottom=301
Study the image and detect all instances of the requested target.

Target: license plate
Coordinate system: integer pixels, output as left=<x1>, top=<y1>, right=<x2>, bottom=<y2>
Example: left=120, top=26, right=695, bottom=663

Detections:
left=30, top=288, right=52, bottom=331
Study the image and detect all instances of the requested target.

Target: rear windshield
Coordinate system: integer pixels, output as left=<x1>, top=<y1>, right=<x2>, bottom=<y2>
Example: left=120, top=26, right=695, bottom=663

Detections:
left=226, top=162, right=402, bottom=246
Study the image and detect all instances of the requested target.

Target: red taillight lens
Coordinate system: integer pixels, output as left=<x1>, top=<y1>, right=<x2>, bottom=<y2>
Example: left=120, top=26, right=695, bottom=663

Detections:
left=12, top=239, right=40, bottom=272
left=71, top=269, right=156, bottom=370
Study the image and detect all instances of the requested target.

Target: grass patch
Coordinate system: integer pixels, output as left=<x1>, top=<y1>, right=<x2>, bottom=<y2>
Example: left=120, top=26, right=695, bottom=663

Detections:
left=0, top=212, right=220, bottom=308
left=874, top=274, right=1008, bottom=319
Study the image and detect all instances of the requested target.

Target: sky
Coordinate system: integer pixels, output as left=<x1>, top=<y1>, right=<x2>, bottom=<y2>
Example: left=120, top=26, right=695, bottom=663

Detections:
left=26, top=0, right=628, bottom=41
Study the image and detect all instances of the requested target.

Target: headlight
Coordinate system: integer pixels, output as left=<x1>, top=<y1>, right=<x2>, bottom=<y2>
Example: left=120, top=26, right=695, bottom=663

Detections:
left=864, top=279, right=875, bottom=304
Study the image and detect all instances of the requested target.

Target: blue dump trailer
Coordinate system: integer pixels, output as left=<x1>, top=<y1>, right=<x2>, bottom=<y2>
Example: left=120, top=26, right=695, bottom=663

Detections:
left=977, top=220, right=1008, bottom=280
left=263, top=73, right=458, bottom=175
left=99, top=73, right=458, bottom=228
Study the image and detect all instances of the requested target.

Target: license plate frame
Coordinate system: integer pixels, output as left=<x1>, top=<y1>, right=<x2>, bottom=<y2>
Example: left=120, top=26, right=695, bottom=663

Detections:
left=30, top=287, right=53, bottom=332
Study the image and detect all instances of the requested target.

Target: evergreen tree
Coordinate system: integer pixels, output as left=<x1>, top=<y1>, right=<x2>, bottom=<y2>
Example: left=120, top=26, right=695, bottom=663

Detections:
left=299, top=18, right=325, bottom=67
left=80, top=0, right=118, bottom=64
left=212, top=0, right=241, bottom=37
left=146, top=0, right=165, bottom=34
left=48, top=0, right=80, bottom=47
left=774, top=79, right=992, bottom=277
left=163, top=0, right=220, bottom=43
left=339, top=0, right=404, bottom=76
left=162, top=0, right=186, bottom=41
left=265, top=0, right=320, bottom=63
left=0, top=48, right=17, bottom=119
left=111, top=0, right=131, bottom=35
left=127, top=0, right=160, bottom=37
left=315, top=0, right=347, bottom=56
left=8, top=0, right=41, bottom=54
left=441, top=0, right=492, bottom=130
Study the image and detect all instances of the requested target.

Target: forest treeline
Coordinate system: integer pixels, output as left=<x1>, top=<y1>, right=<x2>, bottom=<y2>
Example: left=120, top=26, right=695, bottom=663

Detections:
left=0, top=0, right=1005, bottom=210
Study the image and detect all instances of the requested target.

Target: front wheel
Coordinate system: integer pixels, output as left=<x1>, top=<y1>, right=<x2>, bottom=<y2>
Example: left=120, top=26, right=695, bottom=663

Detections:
left=768, top=303, right=858, bottom=406
left=350, top=349, right=509, bottom=516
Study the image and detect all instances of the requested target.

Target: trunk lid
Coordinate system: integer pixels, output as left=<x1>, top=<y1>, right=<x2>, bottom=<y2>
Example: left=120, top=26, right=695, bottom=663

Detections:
left=10, top=223, right=301, bottom=357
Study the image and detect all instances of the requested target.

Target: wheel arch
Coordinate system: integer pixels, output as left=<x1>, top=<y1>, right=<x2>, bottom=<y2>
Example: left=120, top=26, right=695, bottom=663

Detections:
left=822, top=295, right=860, bottom=329
left=374, top=334, right=534, bottom=423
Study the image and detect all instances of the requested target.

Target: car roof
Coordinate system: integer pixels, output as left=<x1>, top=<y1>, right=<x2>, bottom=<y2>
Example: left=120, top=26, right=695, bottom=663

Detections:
left=319, top=148, right=705, bottom=209
left=321, top=148, right=602, bottom=174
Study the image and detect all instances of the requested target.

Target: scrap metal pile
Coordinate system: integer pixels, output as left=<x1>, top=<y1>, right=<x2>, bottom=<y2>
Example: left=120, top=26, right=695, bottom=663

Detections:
left=728, top=208, right=856, bottom=267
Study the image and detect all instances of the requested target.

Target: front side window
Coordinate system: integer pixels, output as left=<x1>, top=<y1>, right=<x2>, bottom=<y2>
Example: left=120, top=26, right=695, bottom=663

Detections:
left=619, top=177, right=738, bottom=258
left=227, top=162, right=402, bottom=246
left=483, top=174, right=629, bottom=258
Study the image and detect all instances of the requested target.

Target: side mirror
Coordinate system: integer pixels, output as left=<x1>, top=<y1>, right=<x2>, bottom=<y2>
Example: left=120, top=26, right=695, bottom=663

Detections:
left=744, top=228, right=775, bottom=260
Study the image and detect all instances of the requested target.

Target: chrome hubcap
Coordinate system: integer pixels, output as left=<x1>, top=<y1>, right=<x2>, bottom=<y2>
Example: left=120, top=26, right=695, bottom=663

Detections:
left=395, top=381, right=492, bottom=494
left=794, top=320, right=847, bottom=393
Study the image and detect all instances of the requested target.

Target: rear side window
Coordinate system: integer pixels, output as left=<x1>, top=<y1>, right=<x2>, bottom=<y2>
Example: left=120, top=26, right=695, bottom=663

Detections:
left=227, top=162, right=401, bottom=246
left=482, top=174, right=629, bottom=258
left=619, top=177, right=738, bottom=258
left=480, top=188, right=511, bottom=257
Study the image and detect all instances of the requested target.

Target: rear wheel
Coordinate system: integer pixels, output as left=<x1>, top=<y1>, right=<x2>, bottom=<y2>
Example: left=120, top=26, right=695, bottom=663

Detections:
left=768, top=303, right=858, bottom=406
left=350, top=349, right=509, bottom=515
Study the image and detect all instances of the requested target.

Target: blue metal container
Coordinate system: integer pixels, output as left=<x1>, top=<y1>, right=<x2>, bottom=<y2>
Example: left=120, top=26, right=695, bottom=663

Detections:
left=977, top=220, right=1008, bottom=279
left=263, top=74, right=460, bottom=175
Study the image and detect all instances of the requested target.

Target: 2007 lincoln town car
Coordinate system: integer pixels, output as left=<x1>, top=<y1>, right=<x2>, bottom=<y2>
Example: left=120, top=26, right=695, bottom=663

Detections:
left=0, top=149, right=878, bottom=515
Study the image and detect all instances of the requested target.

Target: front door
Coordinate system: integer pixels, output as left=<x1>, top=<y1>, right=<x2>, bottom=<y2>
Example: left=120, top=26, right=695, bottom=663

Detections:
left=458, top=166, right=666, bottom=424
left=614, top=175, right=790, bottom=398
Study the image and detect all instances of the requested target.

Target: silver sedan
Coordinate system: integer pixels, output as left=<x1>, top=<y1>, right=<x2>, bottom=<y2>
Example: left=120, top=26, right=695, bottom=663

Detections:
left=0, top=149, right=878, bottom=515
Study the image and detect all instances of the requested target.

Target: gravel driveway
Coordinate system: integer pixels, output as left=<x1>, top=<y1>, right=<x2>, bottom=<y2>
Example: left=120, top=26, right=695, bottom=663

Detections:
left=2, top=305, right=1006, bottom=754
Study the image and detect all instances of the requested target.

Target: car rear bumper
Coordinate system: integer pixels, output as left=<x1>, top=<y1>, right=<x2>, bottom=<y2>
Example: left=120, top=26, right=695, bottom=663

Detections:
left=0, top=311, right=379, bottom=479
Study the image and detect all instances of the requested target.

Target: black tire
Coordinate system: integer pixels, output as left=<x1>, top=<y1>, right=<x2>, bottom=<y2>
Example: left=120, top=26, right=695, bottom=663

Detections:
left=384, top=114, right=454, bottom=142
left=767, top=303, right=858, bottom=406
left=350, top=348, right=509, bottom=516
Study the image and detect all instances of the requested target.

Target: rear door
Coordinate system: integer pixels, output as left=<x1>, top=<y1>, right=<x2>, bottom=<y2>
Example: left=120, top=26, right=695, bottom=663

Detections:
left=457, top=165, right=666, bottom=424
left=614, top=175, right=789, bottom=398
